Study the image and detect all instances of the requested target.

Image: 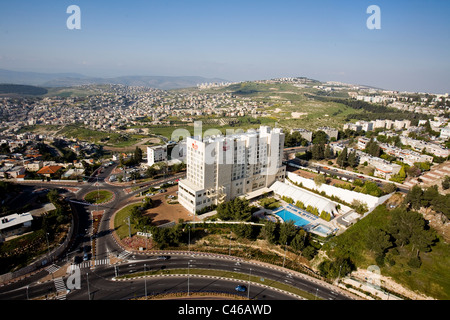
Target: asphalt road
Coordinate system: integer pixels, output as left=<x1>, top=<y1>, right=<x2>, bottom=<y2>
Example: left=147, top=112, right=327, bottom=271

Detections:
left=287, top=159, right=410, bottom=194
left=0, top=253, right=350, bottom=300
left=0, top=161, right=353, bottom=301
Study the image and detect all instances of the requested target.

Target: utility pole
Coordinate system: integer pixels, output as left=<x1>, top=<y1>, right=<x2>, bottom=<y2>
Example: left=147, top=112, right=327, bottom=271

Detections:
left=283, top=242, right=287, bottom=268
left=125, top=216, right=131, bottom=238
left=228, top=231, right=232, bottom=256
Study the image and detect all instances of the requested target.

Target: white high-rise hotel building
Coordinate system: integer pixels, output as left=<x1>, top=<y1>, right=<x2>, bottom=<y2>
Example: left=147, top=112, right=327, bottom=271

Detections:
left=178, top=126, right=286, bottom=214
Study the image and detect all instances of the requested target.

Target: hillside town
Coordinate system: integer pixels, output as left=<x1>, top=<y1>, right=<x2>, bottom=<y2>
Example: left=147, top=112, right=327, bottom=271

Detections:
left=1, top=80, right=450, bottom=302
left=0, top=84, right=270, bottom=136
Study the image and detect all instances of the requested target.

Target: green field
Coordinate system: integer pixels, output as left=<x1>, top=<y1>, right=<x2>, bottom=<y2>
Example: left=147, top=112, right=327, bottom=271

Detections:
left=114, top=203, right=142, bottom=239
left=196, top=81, right=362, bottom=131
left=145, top=117, right=279, bottom=139
left=44, top=85, right=112, bottom=97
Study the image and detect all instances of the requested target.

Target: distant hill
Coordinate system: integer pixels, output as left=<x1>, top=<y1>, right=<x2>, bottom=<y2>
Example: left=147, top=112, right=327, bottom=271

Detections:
left=0, top=69, right=228, bottom=90
left=0, top=84, right=48, bottom=96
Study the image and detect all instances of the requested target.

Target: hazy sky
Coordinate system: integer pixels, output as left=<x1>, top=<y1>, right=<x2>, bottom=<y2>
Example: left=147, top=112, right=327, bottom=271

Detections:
left=0, top=0, right=449, bottom=93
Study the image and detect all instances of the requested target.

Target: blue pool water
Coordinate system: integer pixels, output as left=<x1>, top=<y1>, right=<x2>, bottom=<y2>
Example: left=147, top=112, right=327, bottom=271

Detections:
left=274, top=209, right=311, bottom=227
left=313, top=224, right=332, bottom=235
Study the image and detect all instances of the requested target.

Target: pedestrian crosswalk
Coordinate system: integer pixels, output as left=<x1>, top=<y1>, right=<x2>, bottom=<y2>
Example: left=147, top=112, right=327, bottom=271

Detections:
left=117, top=251, right=131, bottom=260
left=68, top=258, right=110, bottom=271
left=45, top=264, right=60, bottom=274
left=54, top=277, right=67, bottom=300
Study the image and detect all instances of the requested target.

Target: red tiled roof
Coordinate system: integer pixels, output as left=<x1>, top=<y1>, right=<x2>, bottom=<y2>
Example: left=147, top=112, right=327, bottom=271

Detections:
left=37, top=165, right=63, bottom=175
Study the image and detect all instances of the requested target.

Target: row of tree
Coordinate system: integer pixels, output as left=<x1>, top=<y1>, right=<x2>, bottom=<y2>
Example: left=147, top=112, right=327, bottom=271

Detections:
left=336, top=147, right=358, bottom=168
left=404, top=185, right=450, bottom=219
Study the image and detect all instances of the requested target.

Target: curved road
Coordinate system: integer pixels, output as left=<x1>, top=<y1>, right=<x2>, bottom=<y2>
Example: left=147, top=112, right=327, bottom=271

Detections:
left=0, top=162, right=354, bottom=301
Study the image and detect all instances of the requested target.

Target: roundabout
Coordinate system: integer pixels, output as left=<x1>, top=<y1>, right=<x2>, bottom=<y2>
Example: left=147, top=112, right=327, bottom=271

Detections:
left=83, top=189, right=115, bottom=205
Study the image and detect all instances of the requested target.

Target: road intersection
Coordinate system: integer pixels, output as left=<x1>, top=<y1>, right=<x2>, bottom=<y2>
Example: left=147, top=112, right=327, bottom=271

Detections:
left=0, top=162, right=355, bottom=301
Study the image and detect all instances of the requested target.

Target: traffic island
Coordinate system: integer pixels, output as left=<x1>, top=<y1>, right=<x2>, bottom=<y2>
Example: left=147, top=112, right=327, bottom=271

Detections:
left=83, top=190, right=114, bottom=205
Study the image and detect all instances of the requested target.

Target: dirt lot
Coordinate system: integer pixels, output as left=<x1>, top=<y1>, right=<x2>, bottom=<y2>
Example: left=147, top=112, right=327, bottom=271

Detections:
left=141, top=186, right=192, bottom=226
left=290, top=168, right=347, bottom=187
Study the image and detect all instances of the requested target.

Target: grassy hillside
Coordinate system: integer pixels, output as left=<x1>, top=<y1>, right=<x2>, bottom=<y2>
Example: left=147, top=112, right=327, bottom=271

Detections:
left=0, top=84, right=48, bottom=96
left=200, top=81, right=363, bottom=131
left=322, top=204, right=450, bottom=300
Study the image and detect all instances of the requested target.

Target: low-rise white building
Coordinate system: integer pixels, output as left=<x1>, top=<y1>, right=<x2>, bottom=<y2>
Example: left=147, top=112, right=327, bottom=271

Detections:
left=0, top=213, right=33, bottom=240
left=147, top=145, right=168, bottom=166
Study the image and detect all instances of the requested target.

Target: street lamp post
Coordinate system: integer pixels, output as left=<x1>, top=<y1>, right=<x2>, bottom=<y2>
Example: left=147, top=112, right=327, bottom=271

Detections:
left=283, top=242, right=287, bottom=268
left=187, top=260, right=190, bottom=297
left=248, top=268, right=252, bottom=300
left=228, top=231, right=232, bottom=256
left=45, top=232, right=51, bottom=263
left=86, top=272, right=91, bottom=300
left=144, top=264, right=147, bottom=300
left=188, top=225, right=191, bottom=253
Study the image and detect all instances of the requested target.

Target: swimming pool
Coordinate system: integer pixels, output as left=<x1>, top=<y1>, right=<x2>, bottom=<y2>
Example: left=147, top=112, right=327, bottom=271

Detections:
left=312, top=224, right=332, bottom=236
left=274, top=209, right=311, bottom=227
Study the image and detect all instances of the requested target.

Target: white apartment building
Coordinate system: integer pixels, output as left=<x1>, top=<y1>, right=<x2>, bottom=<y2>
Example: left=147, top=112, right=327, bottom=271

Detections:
left=343, top=122, right=362, bottom=132
left=399, top=136, right=450, bottom=158
left=147, top=145, right=167, bottom=166
left=440, top=126, right=450, bottom=140
left=178, top=126, right=286, bottom=214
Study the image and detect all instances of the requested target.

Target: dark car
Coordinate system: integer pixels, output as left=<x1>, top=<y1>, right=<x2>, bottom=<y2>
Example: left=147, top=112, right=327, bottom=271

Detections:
left=156, top=255, right=170, bottom=260
left=235, top=285, right=247, bottom=292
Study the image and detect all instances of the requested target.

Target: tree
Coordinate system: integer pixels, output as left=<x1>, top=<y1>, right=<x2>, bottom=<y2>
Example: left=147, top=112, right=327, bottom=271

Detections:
left=260, top=221, right=278, bottom=244
left=421, top=185, right=440, bottom=208
left=361, top=181, right=383, bottom=197
left=352, top=199, right=368, bottom=214
left=390, top=166, right=406, bottom=183
left=234, top=223, right=253, bottom=239
left=134, top=147, right=143, bottom=164
left=279, top=220, right=297, bottom=245
left=406, top=166, right=421, bottom=178
left=312, top=130, right=328, bottom=145
left=404, top=185, right=423, bottom=210
left=347, top=150, right=358, bottom=168
left=324, top=145, right=334, bottom=159
left=318, top=257, right=354, bottom=280
left=364, top=139, right=382, bottom=157
left=141, top=197, right=154, bottom=210
left=291, top=230, right=307, bottom=252
left=365, top=227, right=392, bottom=256
left=145, top=166, right=158, bottom=178
left=314, top=174, right=326, bottom=187
left=302, top=245, right=317, bottom=260
left=381, top=183, right=397, bottom=194
left=311, top=144, right=325, bottom=160
left=285, top=131, right=308, bottom=147
left=442, top=176, right=450, bottom=190
left=216, top=197, right=252, bottom=221
left=336, top=147, right=348, bottom=168
left=387, top=208, right=435, bottom=250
